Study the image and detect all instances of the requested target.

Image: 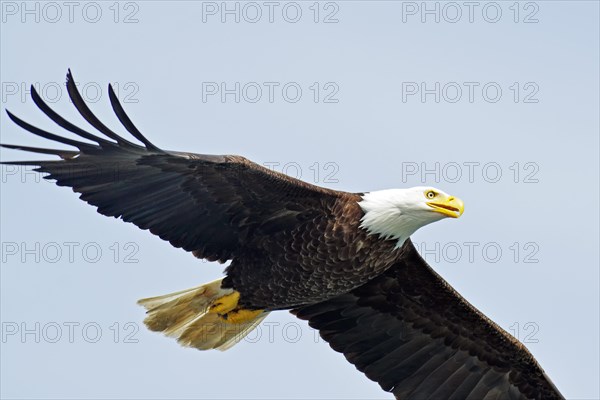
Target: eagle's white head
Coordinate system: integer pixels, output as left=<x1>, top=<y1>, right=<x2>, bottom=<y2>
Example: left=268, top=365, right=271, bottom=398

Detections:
left=358, top=186, right=464, bottom=247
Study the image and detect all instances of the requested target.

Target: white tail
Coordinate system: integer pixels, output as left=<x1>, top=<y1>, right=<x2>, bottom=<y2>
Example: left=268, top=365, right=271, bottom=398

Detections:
left=137, top=278, right=269, bottom=351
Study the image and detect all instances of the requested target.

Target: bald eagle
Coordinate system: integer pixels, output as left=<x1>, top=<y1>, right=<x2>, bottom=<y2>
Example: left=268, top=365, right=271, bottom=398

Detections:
left=2, top=71, right=564, bottom=399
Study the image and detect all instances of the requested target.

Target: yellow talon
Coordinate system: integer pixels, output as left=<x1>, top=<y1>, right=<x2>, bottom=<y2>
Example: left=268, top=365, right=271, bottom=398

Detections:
left=222, top=309, right=264, bottom=324
left=209, top=291, right=240, bottom=314
left=209, top=291, right=263, bottom=324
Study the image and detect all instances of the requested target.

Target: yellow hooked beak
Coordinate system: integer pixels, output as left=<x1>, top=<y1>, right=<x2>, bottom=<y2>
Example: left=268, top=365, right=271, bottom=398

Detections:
left=427, top=195, right=464, bottom=218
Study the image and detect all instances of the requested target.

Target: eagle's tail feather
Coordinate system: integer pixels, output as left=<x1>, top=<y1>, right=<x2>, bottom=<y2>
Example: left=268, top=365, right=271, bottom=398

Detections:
left=137, top=278, right=268, bottom=351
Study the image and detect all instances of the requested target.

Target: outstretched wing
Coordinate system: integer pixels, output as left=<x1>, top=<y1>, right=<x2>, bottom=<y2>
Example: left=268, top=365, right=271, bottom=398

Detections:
left=1, top=70, right=341, bottom=262
left=292, top=240, right=564, bottom=400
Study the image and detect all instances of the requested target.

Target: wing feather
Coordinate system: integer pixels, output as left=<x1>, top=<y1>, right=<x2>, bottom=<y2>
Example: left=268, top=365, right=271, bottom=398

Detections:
left=2, top=70, right=342, bottom=262
left=64, top=69, right=140, bottom=148
left=292, top=240, right=564, bottom=400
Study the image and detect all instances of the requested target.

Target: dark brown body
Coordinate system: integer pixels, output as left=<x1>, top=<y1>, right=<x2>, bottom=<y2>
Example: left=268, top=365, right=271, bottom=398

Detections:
left=224, top=197, right=403, bottom=309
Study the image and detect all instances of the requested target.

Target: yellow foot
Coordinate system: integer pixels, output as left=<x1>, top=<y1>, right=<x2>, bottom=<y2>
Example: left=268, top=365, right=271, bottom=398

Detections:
left=221, top=308, right=264, bottom=324
left=209, top=291, right=240, bottom=314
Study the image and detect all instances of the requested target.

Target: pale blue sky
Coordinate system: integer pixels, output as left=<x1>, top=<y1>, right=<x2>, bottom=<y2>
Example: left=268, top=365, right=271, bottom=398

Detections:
left=1, top=1, right=598, bottom=399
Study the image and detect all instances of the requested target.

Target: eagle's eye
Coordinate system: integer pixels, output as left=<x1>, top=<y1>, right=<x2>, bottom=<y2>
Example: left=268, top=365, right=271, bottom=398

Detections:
left=425, top=190, right=436, bottom=199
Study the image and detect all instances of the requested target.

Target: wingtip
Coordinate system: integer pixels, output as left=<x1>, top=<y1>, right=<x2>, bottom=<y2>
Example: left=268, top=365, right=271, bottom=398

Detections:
left=5, top=109, right=25, bottom=126
left=107, top=83, right=161, bottom=152
left=107, top=82, right=117, bottom=100
left=66, top=68, right=74, bottom=86
left=0, top=143, right=27, bottom=152
left=30, top=84, right=42, bottom=103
